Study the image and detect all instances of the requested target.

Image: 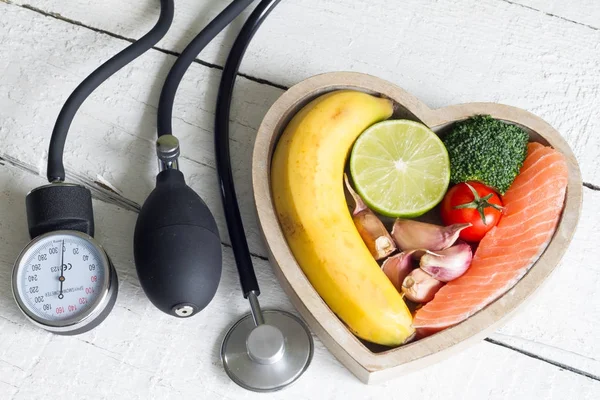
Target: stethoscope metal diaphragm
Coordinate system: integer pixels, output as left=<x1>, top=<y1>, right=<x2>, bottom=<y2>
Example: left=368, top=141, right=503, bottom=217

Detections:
left=221, top=293, right=313, bottom=392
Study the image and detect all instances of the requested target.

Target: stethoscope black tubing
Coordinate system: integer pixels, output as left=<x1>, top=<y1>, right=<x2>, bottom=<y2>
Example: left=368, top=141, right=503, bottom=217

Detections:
left=43, top=0, right=281, bottom=300
left=215, top=0, right=281, bottom=298
left=157, top=0, right=255, bottom=138
left=46, top=0, right=174, bottom=183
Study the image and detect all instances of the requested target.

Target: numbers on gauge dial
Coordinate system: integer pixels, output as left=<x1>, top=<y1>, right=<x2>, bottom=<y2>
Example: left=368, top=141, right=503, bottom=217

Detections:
left=17, top=234, right=106, bottom=322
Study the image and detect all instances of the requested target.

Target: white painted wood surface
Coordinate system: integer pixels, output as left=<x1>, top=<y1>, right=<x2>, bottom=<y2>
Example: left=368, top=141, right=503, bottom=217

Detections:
left=0, top=0, right=598, bottom=398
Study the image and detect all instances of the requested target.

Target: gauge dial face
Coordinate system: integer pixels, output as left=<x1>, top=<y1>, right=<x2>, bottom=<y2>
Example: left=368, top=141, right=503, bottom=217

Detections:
left=13, top=231, right=110, bottom=327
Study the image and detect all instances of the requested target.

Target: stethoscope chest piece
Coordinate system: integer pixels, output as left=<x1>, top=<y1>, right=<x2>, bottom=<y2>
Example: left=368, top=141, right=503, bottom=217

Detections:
left=211, top=0, right=312, bottom=391
left=221, top=298, right=313, bottom=392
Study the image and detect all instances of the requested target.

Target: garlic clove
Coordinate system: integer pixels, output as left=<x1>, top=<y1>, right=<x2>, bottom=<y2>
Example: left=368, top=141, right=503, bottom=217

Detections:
left=344, top=173, right=367, bottom=215
left=353, top=212, right=397, bottom=259
left=420, top=243, right=473, bottom=282
left=381, top=250, right=418, bottom=292
left=402, top=268, right=444, bottom=303
left=391, top=219, right=471, bottom=252
left=344, top=174, right=396, bottom=260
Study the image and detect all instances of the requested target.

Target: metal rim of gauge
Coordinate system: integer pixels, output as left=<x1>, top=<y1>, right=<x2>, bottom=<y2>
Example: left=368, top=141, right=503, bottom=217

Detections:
left=11, top=230, right=118, bottom=335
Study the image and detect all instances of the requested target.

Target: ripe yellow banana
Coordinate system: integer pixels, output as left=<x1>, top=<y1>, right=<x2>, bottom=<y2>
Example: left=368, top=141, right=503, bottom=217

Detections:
left=271, top=90, right=415, bottom=346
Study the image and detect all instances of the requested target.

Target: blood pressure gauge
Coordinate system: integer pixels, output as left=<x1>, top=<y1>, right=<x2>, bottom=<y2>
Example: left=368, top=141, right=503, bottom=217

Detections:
left=12, top=183, right=118, bottom=335
left=12, top=230, right=118, bottom=335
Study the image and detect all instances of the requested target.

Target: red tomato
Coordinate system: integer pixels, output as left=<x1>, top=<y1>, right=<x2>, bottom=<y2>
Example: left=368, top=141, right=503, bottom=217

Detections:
left=440, top=181, right=504, bottom=242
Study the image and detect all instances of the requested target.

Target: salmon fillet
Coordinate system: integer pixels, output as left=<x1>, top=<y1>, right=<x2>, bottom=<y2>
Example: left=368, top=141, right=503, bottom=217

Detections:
left=412, top=142, right=568, bottom=335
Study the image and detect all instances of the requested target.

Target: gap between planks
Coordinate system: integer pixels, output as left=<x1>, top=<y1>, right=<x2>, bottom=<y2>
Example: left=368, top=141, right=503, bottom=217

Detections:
left=0, top=153, right=269, bottom=263
left=498, top=0, right=599, bottom=31
left=0, top=156, right=597, bottom=381
left=485, top=336, right=600, bottom=382
left=11, top=0, right=599, bottom=95
left=10, top=2, right=287, bottom=91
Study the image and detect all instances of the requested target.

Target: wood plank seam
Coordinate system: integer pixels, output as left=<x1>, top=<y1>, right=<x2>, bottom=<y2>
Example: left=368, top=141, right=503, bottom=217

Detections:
left=485, top=338, right=600, bottom=381
left=12, top=2, right=288, bottom=91
left=499, top=0, right=599, bottom=31
left=583, top=182, right=600, bottom=191
left=0, top=153, right=141, bottom=212
left=0, top=153, right=271, bottom=262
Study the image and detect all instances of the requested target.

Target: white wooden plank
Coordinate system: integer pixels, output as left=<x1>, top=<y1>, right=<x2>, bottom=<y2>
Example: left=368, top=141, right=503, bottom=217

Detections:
left=10, top=0, right=600, bottom=184
left=1, top=2, right=599, bottom=373
left=508, top=0, right=600, bottom=28
left=1, top=162, right=599, bottom=400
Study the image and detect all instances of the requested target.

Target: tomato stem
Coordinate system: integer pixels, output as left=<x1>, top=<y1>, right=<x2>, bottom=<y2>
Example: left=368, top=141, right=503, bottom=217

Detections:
left=452, top=183, right=503, bottom=226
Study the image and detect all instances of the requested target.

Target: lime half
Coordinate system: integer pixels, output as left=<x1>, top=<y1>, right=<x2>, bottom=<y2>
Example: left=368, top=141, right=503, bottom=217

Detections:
left=349, top=119, right=450, bottom=217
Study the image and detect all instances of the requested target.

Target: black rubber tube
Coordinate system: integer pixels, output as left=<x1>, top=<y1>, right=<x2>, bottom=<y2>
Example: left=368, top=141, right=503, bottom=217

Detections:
left=215, top=0, right=281, bottom=298
left=47, top=0, right=174, bottom=182
left=156, top=0, right=255, bottom=137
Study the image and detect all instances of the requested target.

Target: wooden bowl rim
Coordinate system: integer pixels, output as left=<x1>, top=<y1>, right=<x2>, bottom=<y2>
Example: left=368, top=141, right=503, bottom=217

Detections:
left=251, top=71, right=582, bottom=380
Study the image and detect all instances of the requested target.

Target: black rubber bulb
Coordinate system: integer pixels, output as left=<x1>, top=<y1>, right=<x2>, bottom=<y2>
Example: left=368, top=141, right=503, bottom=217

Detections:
left=133, top=167, right=222, bottom=318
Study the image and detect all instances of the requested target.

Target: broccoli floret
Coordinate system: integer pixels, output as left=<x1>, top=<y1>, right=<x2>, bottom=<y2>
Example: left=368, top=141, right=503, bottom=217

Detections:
left=442, top=115, right=529, bottom=194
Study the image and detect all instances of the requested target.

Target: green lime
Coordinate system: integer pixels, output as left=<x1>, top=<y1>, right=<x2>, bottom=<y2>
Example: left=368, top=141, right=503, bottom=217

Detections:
left=349, top=119, right=450, bottom=217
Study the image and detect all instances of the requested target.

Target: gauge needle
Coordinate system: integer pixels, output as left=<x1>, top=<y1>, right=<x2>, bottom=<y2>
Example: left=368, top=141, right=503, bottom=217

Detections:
left=58, top=240, right=65, bottom=300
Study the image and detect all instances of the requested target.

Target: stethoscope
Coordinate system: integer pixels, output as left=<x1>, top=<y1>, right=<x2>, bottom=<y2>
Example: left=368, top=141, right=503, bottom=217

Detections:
left=10, top=0, right=312, bottom=393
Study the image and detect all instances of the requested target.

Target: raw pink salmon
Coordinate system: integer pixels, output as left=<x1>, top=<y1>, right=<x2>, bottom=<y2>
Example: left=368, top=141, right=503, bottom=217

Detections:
left=413, top=142, right=568, bottom=335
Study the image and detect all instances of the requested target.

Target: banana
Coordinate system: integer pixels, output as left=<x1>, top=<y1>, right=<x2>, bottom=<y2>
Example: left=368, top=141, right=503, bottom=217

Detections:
left=271, top=90, right=415, bottom=346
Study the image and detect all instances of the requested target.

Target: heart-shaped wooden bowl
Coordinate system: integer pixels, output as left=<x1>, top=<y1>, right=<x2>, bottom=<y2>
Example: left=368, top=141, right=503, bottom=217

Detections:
left=251, top=72, right=582, bottom=384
